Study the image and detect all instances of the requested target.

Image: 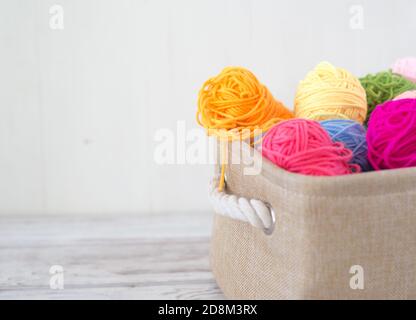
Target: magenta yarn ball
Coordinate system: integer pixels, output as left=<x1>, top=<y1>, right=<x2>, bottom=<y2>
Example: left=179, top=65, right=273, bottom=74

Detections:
left=367, top=99, right=416, bottom=170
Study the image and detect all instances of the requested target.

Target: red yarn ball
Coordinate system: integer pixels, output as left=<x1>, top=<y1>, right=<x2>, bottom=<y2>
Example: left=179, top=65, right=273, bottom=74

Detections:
left=262, top=119, right=360, bottom=176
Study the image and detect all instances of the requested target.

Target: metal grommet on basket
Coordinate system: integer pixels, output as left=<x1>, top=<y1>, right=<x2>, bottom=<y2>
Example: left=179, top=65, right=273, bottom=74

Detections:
left=263, top=203, right=276, bottom=236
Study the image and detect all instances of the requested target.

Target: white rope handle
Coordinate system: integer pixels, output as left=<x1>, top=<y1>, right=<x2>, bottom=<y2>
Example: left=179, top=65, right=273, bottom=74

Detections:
left=209, top=175, right=275, bottom=233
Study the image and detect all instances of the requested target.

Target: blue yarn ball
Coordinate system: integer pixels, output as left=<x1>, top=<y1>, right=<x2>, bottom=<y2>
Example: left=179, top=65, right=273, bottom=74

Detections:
left=320, top=119, right=371, bottom=172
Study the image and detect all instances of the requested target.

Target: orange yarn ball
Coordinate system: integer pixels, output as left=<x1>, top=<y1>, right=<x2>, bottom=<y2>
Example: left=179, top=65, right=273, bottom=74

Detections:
left=197, top=67, right=293, bottom=139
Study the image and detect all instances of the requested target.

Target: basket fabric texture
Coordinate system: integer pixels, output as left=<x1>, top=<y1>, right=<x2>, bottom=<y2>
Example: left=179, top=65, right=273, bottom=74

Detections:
left=210, top=142, right=416, bottom=300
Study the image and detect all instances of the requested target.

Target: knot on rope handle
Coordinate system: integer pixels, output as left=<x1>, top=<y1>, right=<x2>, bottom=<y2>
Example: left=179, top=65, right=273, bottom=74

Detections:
left=209, top=175, right=275, bottom=233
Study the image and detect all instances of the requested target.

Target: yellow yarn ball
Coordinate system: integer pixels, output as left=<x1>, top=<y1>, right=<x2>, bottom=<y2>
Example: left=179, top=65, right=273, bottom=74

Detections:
left=294, top=62, right=367, bottom=124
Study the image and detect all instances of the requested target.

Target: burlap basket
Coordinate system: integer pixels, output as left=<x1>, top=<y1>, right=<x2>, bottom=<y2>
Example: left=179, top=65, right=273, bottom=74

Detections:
left=210, top=142, right=416, bottom=300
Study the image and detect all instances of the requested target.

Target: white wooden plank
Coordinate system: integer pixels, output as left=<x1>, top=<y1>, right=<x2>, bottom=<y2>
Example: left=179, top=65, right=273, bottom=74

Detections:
left=0, top=282, right=224, bottom=300
left=0, top=213, right=224, bottom=299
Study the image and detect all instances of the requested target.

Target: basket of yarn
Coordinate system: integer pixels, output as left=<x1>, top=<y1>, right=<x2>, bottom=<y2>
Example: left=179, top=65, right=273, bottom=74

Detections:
left=199, top=64, right=416, bottom=300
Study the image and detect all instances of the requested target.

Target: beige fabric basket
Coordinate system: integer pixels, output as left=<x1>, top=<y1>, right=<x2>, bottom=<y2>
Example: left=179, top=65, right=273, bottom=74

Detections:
left=210, top=142, right=416, bottom=300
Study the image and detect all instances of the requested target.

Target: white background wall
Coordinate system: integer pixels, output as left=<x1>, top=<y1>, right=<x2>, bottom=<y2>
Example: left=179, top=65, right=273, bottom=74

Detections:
left=1, top=0, right=415, bottom=215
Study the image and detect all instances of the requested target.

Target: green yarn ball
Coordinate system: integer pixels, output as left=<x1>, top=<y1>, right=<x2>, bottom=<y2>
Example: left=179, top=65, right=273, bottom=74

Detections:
left=359, top=71, right=416, bottom=122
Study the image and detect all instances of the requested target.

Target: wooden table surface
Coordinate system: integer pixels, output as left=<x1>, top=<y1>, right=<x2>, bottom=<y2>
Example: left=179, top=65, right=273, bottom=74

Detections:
left=0, top=213, right=225, bottom=300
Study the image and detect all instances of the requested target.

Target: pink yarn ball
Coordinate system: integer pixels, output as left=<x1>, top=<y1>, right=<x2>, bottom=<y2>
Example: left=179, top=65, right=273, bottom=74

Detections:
left=367, top=99, right=416, bottom=170
left=262, top=119, right=360, bottom=176
left=394, top=90, right=416, bottom=100
left=392, top=57, right=416, bottom=83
